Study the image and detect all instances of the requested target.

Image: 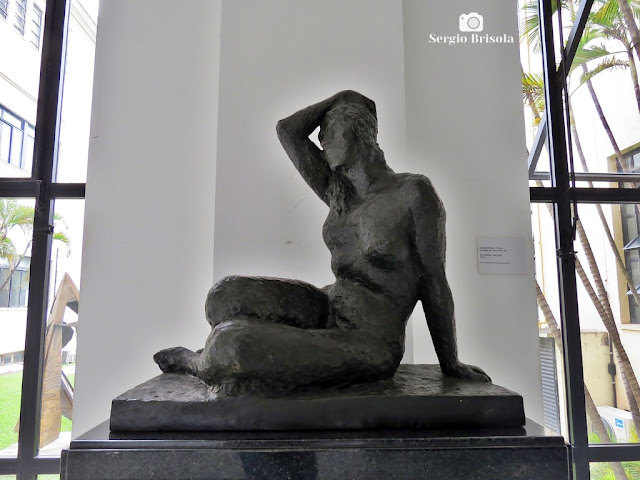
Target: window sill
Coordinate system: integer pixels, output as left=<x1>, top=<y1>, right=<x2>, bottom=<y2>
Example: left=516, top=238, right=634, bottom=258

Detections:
left=621, top=323, right=640, bottom=331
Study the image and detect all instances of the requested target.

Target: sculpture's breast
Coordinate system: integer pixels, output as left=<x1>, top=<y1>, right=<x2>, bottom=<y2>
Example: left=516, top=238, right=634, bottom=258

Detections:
left=322, top=193, right=411, bottom=273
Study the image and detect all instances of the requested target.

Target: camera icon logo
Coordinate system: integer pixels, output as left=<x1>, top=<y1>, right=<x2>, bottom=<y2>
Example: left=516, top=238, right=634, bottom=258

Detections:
left=459, top=12, right=484, bottom=32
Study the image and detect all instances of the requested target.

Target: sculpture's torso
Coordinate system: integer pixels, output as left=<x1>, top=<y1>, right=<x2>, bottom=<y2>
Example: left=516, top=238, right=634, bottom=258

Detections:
left=322, top=173, right=424, bottom=343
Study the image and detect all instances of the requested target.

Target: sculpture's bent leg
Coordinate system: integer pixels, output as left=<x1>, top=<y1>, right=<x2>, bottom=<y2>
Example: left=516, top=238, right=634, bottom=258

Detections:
left=205, top=276, right=332, bottom=329
left=196, top=319, right=401, bottom=388
left=154, top=276, right=333, bottom=378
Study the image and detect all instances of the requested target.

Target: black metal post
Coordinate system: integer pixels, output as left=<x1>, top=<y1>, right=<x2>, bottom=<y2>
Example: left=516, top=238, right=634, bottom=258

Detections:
left=528, top=0, right=594, bottom=176
left=15, top=0, right=69, bottom=478
left=538, top=0, right=589, bottom=478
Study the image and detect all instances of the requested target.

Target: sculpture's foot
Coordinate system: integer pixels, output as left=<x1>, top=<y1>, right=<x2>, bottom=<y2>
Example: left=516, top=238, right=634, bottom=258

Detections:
left=442, top=361, right=491, bottom=383
left=153, top=347, right=200, bottom=376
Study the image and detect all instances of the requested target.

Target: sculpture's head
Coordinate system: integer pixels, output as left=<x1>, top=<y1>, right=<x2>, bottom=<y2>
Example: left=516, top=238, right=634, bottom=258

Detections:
left=319, top=100, right=379, bottom=170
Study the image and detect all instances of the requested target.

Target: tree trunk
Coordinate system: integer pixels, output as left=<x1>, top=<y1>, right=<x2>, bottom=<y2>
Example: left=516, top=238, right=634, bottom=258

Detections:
left=617, top=0, right=640, bottom=62
left=0, top=244, right=30, bottom=293
left=625, top=42, right=640, bottom=113
left=582, top=64, right=627, bottom=172
left=568, top=104, right=640, bottom=307
left=536, top=282, right=629, bottom=480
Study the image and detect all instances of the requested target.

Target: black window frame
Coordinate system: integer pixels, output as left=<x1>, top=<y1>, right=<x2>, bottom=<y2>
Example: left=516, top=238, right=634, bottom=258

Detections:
left=0, top=0, right=85, bottom=478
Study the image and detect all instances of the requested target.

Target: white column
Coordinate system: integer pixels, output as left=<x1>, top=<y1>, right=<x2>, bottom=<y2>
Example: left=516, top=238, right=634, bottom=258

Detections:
left=73, top=0, right=222, bottom=436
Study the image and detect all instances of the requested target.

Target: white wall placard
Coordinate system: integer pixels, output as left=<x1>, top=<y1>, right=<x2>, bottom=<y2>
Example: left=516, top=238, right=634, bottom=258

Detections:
left=477, top=237, right=527, bottom=275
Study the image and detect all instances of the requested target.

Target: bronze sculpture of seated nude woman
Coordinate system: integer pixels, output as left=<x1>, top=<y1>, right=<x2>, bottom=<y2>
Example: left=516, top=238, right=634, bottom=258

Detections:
left=154, top=90, right=490, bottom=392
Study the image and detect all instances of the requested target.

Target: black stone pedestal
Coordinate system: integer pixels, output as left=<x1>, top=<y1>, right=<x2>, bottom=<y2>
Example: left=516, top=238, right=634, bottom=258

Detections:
left=61, top=420, right=569, bottom=480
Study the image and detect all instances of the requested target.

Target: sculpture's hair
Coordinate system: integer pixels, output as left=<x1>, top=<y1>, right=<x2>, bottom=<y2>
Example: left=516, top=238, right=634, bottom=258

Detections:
left=319, top=102, right=378, bottom=145
left=327, top=171, right=356, bottom=214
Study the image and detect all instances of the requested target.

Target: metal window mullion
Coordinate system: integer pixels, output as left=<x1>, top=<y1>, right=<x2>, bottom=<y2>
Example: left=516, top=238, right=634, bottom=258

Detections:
left=538, top=1, right=589, bottom=479
left=587, top=444, right=640, bottom=463
left=16, top=0, right=69, bottom=478
left=530, top=187, right=640, bottom=204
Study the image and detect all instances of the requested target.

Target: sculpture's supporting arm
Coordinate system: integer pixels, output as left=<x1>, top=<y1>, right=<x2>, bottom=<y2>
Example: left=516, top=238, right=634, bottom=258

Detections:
left=408, top=177, right=491, bottom=382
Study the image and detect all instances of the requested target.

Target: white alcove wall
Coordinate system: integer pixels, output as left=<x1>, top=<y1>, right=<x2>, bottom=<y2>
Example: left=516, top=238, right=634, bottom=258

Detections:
left=73, top=0, right=543, bottom=435
left=403, top=0, right=543, bottom=423
left=72, top=0, right=222, bottom=436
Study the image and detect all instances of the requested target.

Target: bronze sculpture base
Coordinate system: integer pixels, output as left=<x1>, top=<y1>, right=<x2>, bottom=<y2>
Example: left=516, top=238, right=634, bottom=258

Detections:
left=110, top=364, right=524, bottom=432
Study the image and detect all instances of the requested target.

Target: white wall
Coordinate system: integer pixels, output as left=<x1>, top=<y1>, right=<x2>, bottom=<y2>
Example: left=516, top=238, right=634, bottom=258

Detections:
left=72, top=0, right=221, bottom=436
left=213, top=0, right=406, bottom=282
left=403, top=0, right=543, bottom=423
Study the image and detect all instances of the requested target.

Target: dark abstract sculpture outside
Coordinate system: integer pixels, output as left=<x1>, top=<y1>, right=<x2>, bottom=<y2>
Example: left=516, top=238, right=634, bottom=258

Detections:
left=154, top=90, right=490, bottom=393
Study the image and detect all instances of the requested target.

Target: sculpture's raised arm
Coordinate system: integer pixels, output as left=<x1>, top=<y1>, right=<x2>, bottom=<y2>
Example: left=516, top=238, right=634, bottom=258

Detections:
left=407, top=176, right=491, bottom=382
left=276, top=90, right=371, bottom=204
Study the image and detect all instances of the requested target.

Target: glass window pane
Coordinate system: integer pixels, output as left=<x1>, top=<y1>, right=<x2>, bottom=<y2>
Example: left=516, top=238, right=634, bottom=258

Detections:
left=14, top=0, right=27, bottom=36
left=0, top=123, right=10, bottom=164
left=590, top=461, right=640, bottom=479
left=533, top=203, right=568, bottom=439
left=31, top=5, right=43, bottom=50
left=565, top=0, right=640, bottom=190
left=38, top=200, right=84, bottom=456
left=55, top=0, right=99, bottom=183
left=572, top=204, right=640, bottom=445
left=520, top=0, right=640, bottom=189
left=518, top=1, right=551, bottom=181
left=8, top=129, right=22, bottom=168
left=22, top=133, right=34, bottom=175
left=0, top=198, right=34, bottom=458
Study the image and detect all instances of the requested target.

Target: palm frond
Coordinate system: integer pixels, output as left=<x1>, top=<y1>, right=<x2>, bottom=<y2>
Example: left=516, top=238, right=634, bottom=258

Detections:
left=577, top=57, right=629, bottom=86
left=0, top=237, right=16, bottom=260
left=571, top=43, right=616, bottom=72
left=52, top=231, right=71, bottom=257
left=592, top=0, right=621, bottom=28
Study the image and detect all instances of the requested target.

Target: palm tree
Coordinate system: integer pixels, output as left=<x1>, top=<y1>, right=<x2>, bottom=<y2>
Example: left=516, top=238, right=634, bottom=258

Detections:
left=0, top=199, right=70, bottom=295
left=590, top=0, right=640, bottom=112
left=617, top=0, right=640, bottom=62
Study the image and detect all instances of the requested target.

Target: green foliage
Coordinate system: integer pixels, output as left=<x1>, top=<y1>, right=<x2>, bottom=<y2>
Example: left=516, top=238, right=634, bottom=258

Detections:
left=521, top=72, right=546, bottom=123
left=0, top=372, right=22, bottom=450
left=519, top=0, right=570, bottom=51
left=590, top=461, right=640, bottom=480
left=0, top=370, right=72, bottom=451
